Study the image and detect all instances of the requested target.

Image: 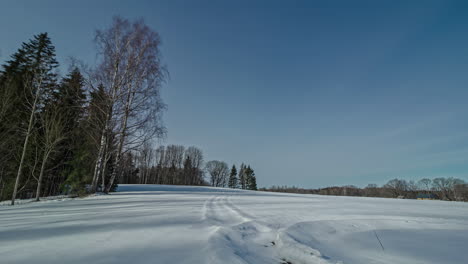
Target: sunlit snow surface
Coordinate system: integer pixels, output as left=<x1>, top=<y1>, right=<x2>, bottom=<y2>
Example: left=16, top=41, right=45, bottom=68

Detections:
left=1, top=184, right=468, bottom=264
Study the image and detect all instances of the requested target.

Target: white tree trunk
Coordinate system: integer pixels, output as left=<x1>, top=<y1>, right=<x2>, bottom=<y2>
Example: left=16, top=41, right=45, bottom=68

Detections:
left=91, top=130, right=107, bottom=191
left=11, top=76, right=43, bottom=205
left=35, top=151, right=50, bottom=201
left=105, top=90, right=134, bottom=193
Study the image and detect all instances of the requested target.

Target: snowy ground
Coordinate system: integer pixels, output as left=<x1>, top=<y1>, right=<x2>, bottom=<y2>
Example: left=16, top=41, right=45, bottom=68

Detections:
left=1, top=185, right=468, bottom=264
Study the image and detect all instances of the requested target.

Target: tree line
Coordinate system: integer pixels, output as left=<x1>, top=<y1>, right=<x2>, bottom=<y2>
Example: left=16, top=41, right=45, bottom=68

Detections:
left=115, top=144, right=257, bottom=190
left=206, top=161, right=257, bottom=190
left=261, top=177, right=468, bottom=202
left=0, top=17, right=257, bottom=205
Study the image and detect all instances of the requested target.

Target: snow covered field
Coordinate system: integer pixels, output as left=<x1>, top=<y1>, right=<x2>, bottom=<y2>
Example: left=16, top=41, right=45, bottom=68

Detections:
left=1, top=185, right=468, bottom=264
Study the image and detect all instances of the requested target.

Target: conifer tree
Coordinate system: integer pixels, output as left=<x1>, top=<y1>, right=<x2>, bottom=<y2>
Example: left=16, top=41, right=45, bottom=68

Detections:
left=51, top=68, right=87, bottom=195
left=228, top=165, right=238, bottom=189
left=183, top=156, right=193, bottom=185
left=4, top=33, right=59, bottom=204
left=1, top=33, right=59, bottom=201
left=238, top=163, right=246, bottom=189
left=245, top=166, right=257, bottom=191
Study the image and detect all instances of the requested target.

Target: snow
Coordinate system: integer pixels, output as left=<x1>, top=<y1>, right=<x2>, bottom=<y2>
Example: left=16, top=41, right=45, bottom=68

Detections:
left=1, top=184, right=468, bottom=264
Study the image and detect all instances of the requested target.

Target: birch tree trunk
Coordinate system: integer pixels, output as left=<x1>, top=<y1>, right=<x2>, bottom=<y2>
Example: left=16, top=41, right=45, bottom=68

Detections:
left=94, top=17, right=166, bottom=193
left=35, top=151, right=50, bottom=201
left=91, top=132, right=106, bottom=191
left=105, top=90, right=134, bottom=193
left=11, top=75, right=43, bottom=205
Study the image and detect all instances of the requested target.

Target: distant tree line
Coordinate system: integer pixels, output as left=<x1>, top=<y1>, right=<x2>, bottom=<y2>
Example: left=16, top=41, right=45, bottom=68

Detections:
left=116, top=144, right=257, bottom=190
left=204, top=162, right=257, bottom=190
left=121, top=144, right=206, bottom=186
left=261, top=177, right=468, bottom=202
left=0, top=17, right=257, bottom=204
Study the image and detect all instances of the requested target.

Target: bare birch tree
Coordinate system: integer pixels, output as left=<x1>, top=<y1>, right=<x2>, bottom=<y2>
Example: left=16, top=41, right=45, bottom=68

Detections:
left=206, top=160, right=229, bottom=187
left=35, top=106, right=66, bottom=201
left=91, top=17, right=166, bottom=193
left=138, top=142, right=154, bottom=184
left=185, top=146, right=204, bottom=185
left=11, top=73, right=45, bottom=205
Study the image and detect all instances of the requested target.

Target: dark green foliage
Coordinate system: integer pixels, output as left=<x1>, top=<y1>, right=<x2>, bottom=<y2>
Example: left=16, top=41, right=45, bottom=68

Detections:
left=47, top=68, right=88, bottom=195
left=1, top=33, right=58, bottom=113
left=245, top=166, right=257, bottom=191
left=238, top=163, right=246, bottom=189
left=62, top=147, right=91, bottom=196
left=0, top=33, right=60, bottom=201
left=228, top=165, right=238, bottom=189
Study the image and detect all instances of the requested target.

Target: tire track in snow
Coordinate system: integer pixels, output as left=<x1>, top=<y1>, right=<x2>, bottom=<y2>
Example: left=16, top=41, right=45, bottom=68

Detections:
left=206, top=194, right=338, bottom=264
left=203, top=194, right=285, bottom=264
left=203, top=195, right=250, bottom=226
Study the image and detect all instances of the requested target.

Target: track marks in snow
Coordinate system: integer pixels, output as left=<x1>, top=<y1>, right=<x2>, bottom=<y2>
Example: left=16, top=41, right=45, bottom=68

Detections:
left=203, top=195, right=347, bottom=264
left=203, top=194, right=293, bottom=264
left=203, top=194, right=269, bottom=263
left=203, top=195, right=250, bottom=226
left=6, top=185, right=467, bottom=264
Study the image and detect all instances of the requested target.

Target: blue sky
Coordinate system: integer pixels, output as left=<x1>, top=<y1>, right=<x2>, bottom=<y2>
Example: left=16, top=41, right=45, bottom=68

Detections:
left=1, top=0, right=468, bottom=188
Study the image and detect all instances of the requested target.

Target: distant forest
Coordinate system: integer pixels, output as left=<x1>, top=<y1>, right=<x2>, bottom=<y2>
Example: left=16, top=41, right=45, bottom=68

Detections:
left=117, top=144, right=257, bottom=191
left=0, top=17, right=256, bottom=204
left=261, top=177, right=468, bottom=202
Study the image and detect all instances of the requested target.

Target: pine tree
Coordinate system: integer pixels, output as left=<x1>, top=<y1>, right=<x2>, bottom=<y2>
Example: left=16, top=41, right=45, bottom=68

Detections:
left=228, top=165, right=238, bottom=189
left=51, top=68, right=87, bottom=196
left=1, top=33, right=59, bottom=204
left=183, top=156, right=193, bottom=185
left=245, top=166, right=257, bottom=190
left=1, top=34, right=59, bottom=201
left=54, top=68, right=86, bottom=121
left=62, top=145, right=90, bottom=196
left=238, top=163, right=246, bottom=189
left=2, top=33, right=59, bottom=112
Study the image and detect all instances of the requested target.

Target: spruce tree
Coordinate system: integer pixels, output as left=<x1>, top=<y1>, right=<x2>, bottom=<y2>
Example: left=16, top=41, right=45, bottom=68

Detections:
left=2, top=33, right=58, bottom=111
left=52, top=68, right=87, bottom=195
left=238, top=163, right=246, bottom=189
left=183, top=156, right=193, bottom=185
left=228, top=165, right=238, bottom=189
left=245, top=166, right=257, bottom=191
left=2, top=33, right=59, bottom=204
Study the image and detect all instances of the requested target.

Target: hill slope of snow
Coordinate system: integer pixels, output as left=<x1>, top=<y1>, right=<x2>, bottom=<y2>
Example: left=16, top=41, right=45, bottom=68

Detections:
left=1, top=184, right=468, bottom=264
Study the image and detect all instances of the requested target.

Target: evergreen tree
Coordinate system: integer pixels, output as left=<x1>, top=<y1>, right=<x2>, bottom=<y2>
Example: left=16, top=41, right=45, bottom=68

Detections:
left=1, top=33, right=58, bottom=112
left=183, top=156, right=193, bottom=185
left=62, top=144, right=90, bottom=196
left=238, top=163, right=246, bottom=189
left=245, top=166, right=257, bottom=190
left=228, top=165, right=238, bottom=189
left=52, top=68, right=87, bottom=195
left=54, top=68, right=86, bottom=120
left=0, top=33, right=59, bottom=204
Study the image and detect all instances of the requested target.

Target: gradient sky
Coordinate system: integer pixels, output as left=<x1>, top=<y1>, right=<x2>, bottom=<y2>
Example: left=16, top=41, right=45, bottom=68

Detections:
left=1, top=0, right=468, bottom=188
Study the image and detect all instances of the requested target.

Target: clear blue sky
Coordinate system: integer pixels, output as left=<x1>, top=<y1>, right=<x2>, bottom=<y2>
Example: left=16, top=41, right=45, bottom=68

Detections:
left=2, top=0, right=468, bottom=188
